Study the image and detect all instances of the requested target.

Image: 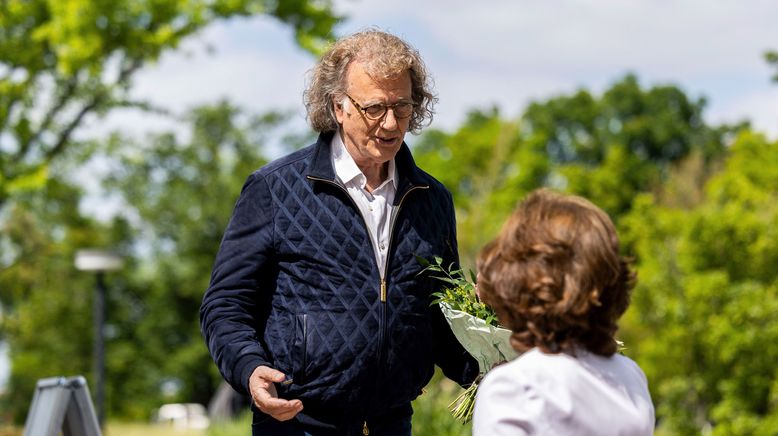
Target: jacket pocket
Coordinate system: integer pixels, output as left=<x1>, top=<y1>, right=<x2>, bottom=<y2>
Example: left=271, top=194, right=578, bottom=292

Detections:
left=292, top=313, right=308, bottom=384
left=388, top=311, right=434, bottom=400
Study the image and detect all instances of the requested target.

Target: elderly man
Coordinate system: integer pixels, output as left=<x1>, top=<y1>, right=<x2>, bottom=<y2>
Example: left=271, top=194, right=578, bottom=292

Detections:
left=200, top=30, right=478, bottom=435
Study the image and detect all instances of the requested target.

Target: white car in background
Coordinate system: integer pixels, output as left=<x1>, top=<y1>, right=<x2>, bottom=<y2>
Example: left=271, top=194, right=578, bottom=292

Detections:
left=153, top=403, right=210, bottom=429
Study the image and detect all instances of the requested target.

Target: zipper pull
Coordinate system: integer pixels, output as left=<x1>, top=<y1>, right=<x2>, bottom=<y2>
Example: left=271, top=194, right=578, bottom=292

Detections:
left=380, top=280, right=387, bottom=303
left=363, top=421, right=370, bottom=435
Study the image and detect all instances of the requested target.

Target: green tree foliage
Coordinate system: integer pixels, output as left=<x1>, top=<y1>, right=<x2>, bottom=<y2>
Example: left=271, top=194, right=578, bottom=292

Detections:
left=0, top=102, right=292, bottom=422
left=413, top=108, right=548, bottom=263
left=523, top=74, right=730, bottom=217
left=0, top=0, right=338, bottom=421
left=0, top=0, right=339, bottom=206
left=620, top=131, right=778, bottom=434
left=0, top=158, right=137, bottom=419
left=412, top=75, right=732, bottom=261
left=101, top=101, right=290, bottom=413
left=415, top=74, right=776, bottom=434
left=766, top=50, right=778, bottom=82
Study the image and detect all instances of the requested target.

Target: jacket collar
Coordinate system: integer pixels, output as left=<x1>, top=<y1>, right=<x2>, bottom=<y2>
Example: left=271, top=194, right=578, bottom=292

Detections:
left=307, top=131, right=429, bottom=198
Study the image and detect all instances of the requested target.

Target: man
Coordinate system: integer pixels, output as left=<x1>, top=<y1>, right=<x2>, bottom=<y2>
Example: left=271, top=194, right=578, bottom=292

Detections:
left=200, top=30, right=478, bottom=435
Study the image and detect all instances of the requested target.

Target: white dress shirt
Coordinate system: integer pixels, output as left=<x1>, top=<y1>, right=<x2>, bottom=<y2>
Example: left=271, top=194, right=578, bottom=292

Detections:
left=331, top=132, right=397, bottom=275
left=473, top=347, right=655, bottom=436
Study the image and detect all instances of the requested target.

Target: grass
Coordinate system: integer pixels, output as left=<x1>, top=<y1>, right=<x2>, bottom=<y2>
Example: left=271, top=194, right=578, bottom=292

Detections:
left=106, top=422, right=205, bottom=436
left=412, top=370, right=472, bottom=436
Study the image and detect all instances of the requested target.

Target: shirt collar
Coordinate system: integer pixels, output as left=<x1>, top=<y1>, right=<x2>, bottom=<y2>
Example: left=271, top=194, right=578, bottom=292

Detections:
left=331, top=130, right=397, bottom=191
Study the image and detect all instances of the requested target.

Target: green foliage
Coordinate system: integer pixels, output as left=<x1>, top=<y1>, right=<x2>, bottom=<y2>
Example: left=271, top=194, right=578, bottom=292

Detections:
left=99, top=102, right=289, bottom=414
left=418, top=255, right=497, bottom=327
left=2, top=6, right=772, bottom=430
left=418, top=256, right=498, bottom=424
left=619, top=131, right=778, bottom=434
left=0, top=177, right=135, bottom=420
left=0, top=102, right=291, bottom=422
left=524, top=74, right=732, bottom=217
left=206, top=411, right=252, bottom=436
left=766, top=50, right=778, bottom=82
left=413, top=75, right=735, bottom=265
left=411, top=369, right=471, bottom=436
left=0, top=0, right=340, bottom=206
left=416, top=75, right=773, bottom=433
left=413, top=108, right=548, bottom=264
left=524, top=74, right=719, bottom=165
left=1, top=0, right=339, bottom=419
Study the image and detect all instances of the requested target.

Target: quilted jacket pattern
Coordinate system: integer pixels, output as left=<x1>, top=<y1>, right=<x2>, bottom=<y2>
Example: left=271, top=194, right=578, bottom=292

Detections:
left=200, top=132, right=477, bottom=428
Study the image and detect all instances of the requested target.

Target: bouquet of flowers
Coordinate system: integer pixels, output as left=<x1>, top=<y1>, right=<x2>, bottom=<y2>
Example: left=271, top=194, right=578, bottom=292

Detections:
left=418, top=256, right=519, bottom=424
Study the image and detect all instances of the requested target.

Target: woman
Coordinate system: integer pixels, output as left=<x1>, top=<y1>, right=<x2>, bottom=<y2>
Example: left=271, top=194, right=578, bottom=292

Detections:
left=472, top=189, right=654, bottom=435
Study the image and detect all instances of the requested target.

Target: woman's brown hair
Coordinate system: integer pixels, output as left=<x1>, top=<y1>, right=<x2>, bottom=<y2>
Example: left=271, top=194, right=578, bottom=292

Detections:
left=477, top=189, right=635, bottom=356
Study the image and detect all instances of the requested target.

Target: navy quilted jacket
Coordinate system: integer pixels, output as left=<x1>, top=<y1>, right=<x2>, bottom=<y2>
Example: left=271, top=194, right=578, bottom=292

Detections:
left=200, top=132, right=478, bottom=428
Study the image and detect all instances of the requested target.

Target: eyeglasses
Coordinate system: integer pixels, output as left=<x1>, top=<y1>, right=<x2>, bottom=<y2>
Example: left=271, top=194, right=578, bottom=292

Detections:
left=346, top=94, right=416, bottom=120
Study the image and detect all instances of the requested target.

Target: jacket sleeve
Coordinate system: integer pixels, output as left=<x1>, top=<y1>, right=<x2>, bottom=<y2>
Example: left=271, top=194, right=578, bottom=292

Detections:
left=432, top=189, right=480, bottom=387
left=200, top=173, right=274, bottom=395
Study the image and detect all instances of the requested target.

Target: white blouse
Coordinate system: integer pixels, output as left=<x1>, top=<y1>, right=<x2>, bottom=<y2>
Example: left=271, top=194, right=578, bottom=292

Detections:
left=473, top=348, right=655, bottom=436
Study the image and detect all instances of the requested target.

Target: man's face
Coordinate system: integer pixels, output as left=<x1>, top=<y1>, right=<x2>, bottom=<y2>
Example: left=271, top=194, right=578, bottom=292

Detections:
left=334, top=62, right=413, bottom=169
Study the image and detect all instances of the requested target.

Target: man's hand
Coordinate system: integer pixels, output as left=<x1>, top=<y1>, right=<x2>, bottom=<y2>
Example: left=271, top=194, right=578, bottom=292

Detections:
left=248, top=366, right=303, bottom=421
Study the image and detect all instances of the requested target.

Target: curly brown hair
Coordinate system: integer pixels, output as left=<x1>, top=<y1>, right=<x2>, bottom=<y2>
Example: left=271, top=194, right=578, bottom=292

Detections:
left=476, top=189, right=636, bottom=357
left=303, top=29, right=436, bottom=134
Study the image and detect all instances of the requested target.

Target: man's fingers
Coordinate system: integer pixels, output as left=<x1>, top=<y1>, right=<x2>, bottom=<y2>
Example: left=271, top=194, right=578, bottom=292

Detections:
left=273, top=407, right=303, bottom=422
left=248, top=366, right=302, bottom=421
left=257, top=394, right=301, bottom=410
left=255, top=396, right=303, bottom=420
left=253, top=365, right=286, bottom=383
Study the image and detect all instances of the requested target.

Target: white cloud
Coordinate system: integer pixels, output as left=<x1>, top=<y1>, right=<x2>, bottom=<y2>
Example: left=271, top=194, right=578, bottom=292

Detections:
left=85, top=0, right=778, bottom=139
left=709, top=87, right=778, bottom=136
left=335, top=0, right=778, bottom=135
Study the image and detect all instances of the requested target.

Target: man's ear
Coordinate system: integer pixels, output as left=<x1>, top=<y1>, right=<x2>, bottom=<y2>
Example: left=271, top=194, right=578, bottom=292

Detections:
left=334, top=97, right=345, bottom=123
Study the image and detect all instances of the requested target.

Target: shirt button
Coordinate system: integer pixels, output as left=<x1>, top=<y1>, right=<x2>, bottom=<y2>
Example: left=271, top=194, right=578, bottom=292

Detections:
left=379, top=243, right=385, bottom=250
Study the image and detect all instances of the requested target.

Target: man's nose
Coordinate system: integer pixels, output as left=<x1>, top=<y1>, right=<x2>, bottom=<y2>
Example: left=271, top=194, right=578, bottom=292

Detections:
left=380, top=108, right=400, bottom=130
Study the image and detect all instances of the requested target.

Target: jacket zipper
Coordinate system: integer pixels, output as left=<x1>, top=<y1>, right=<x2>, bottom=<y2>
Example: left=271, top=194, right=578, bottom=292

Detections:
left=380, top=184, right=429, bottom=299
left=302, top=313, right=307, bottom=383
left=306, top=175, right=429, bottom=418
left=375, top=185, right=428, bottom=378
left=306, top=175, right=428, bottom=301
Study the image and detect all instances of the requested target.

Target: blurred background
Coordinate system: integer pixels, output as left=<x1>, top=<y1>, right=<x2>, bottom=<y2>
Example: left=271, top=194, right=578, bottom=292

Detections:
left=1, top=0, right=777, bottom=435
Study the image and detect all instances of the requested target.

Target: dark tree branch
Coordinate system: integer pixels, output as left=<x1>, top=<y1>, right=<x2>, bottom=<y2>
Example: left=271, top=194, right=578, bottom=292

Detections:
left=19, top=76, right=81, bottom=159
left=45, top=58, right=143, bottom=162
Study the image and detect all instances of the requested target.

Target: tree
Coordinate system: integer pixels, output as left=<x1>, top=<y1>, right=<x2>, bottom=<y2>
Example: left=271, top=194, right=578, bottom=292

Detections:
left=0, top=0, right=340, bottom=207
left=619, top=130, right=778, bottom=435
left=412, top=75, right=733, bottom=262
left=522, top=74, right=732, bottom=217
left=413, top=108, right=549, bottom=264
left=766, top=50, right=778, bottom=82
left=101, top=101, right=295, bottom=412
left=0, top=101, right=296, bottom=422
left=412, top=77, right=778, bottom=433
left=1, top=0, right=338, bottom=419
left=0, top=160, right=135, bottom=420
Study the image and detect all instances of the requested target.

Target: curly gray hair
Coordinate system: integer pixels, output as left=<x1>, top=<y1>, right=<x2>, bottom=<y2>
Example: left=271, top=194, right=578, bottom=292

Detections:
left=304, top=29, right=437, bottom=134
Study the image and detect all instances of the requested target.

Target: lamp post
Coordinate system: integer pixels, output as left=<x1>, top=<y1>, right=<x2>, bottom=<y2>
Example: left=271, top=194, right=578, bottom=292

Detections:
left=75, top=249, right=123, bottom=428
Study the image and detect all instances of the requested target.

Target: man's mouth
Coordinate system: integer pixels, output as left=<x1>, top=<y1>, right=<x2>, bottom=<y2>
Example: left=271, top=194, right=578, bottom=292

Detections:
left=375, top=136, right=398, bottom=145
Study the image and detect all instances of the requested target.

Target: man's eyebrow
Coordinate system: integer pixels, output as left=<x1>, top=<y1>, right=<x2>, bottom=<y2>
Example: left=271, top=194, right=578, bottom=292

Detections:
left=363, top=98, right=414, bottom=106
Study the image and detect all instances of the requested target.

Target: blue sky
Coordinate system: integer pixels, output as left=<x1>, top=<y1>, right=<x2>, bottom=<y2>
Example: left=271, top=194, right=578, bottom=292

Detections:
left=90, top=0, right=778, bottom=141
